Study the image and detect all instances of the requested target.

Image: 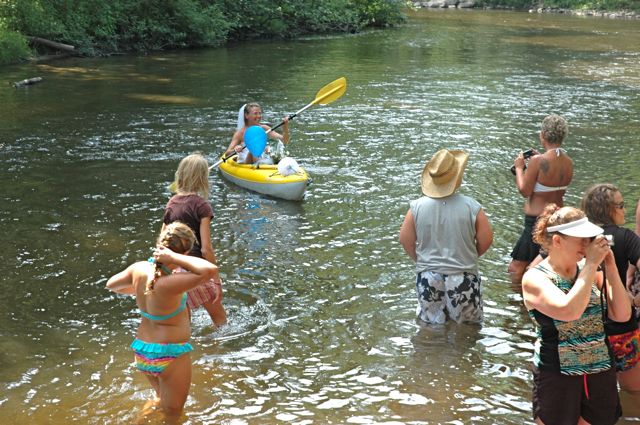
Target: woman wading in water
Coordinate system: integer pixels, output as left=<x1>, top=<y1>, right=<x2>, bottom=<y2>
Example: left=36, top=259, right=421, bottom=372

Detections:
left=509, top=114, right=573, bottom=286
left=522, top=205, right=630, bottom=424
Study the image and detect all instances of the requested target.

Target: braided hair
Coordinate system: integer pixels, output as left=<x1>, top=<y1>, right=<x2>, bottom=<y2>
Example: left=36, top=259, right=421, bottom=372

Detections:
left=145, top=222, right=196, bottom=294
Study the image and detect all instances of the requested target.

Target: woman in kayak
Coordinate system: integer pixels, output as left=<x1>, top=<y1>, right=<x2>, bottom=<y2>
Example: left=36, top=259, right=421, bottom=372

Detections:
left=224, top=102, right=289, bottom=164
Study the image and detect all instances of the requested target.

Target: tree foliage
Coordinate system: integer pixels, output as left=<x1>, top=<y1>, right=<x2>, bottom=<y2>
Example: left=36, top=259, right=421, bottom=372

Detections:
left=0, top=0, right=406, bottom=62
left=0, top=27, right=29, bottom=65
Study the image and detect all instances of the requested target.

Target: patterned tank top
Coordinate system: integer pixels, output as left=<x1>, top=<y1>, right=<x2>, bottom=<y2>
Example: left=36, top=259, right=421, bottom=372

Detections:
left=528, top=264, right=611, bottom=375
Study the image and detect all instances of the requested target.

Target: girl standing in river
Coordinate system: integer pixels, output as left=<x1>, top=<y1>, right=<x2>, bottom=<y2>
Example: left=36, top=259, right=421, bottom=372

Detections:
left=164, top=153, right=226, bottom=326
left=106, top=222, right=218, bottom=420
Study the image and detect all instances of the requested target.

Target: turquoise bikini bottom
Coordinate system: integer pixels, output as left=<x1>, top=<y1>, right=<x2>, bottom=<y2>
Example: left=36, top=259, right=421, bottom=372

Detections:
left=131, top=339, right=193, bottom=376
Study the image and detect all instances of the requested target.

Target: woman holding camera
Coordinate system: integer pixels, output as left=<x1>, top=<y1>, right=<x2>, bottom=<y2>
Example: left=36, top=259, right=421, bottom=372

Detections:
left=581, top=183, right=640, bottom=392
left=522, top=204, right=630, bottom=425
left=509, top=114, right=573, bottom=286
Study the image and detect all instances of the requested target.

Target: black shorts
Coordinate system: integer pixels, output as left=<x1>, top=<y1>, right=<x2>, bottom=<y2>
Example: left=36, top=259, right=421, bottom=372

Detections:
left=532, top=366, right=621, bottom=425
left=510, top=215, right=540, bottom=262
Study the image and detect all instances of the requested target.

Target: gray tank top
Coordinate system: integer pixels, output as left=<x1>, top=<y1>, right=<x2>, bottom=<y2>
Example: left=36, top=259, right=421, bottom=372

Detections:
left=410, top=193, right=481, bottom=275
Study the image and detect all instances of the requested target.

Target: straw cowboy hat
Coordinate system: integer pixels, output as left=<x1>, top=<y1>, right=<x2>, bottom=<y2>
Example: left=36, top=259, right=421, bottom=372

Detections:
left=421, top=149, right=469, bottom=198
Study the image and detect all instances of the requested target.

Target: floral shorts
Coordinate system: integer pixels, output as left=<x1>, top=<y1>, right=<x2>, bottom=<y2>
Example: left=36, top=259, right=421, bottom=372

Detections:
left=415, top=271, right=483, bottom=324
left=608, top=328, right=640, bottom=372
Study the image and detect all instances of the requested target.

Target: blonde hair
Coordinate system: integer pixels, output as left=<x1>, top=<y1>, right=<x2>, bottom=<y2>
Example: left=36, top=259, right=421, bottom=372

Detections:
left=145, top=222, right=196, bottom=294
left=244, top=102, right=261, bottom=124
left=532, top=204, right=585, bottom=249
left=540, top=114, right=568, bottom=145
left=175, top=153, right=209, bottom=199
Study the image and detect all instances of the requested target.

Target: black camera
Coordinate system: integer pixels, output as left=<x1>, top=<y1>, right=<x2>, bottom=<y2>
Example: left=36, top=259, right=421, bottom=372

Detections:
left=510, top=149, right=536, bottom=175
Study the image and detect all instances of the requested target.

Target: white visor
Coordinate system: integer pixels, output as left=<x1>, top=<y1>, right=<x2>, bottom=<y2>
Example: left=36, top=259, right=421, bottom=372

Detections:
left=547, top=217, right=603, bottom=238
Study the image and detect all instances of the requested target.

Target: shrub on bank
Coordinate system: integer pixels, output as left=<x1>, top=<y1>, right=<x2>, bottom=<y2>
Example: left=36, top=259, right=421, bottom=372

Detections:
left=0, top=0, right=406, bottom=64
left=0, top=28, right=29, bottom=64
left=0, top=0, right=231, bottom=56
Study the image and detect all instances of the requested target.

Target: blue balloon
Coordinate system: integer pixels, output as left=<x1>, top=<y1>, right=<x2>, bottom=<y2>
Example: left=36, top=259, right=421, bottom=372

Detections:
left=244, top=126, right=267, bottom=158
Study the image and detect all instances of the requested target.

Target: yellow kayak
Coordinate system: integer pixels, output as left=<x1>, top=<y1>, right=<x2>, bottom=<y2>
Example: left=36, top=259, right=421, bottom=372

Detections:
left=218, top=157, right=309, bottom=201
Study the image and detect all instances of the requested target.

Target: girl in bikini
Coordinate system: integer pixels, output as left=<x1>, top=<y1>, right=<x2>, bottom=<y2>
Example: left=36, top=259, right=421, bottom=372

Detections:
left=106, top=222, right=218, bottom=420
left=509, top=114, right=574, bottom=286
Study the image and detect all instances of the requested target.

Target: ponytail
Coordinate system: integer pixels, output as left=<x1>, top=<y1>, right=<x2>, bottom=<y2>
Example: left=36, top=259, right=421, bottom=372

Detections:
left=144, top=222, right=196, bottom=294
left=533, top=204, right=585, bottom=248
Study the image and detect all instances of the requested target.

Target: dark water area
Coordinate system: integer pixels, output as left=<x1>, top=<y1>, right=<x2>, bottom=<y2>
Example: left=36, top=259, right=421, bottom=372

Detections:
left=1, top=9, right=639, bottom=424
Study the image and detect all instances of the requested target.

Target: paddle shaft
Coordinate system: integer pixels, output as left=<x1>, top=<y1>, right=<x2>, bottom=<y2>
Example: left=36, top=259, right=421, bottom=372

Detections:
left=269, top=81, right=345, bottom=132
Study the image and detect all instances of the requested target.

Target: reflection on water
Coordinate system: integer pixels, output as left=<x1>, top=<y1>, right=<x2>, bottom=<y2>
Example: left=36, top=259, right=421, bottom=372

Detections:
left=1, top=8, right=640, bottom=424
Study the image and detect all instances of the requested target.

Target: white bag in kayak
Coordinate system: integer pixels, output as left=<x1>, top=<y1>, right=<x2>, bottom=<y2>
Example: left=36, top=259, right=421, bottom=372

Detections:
left=277, top=157, right=301, bottom=176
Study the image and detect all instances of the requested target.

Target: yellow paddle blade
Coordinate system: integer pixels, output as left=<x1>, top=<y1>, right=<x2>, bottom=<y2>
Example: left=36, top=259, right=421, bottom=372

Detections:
left=168, top=181, right=177, bottom=193
left=313, top=77, right=347, bottom=106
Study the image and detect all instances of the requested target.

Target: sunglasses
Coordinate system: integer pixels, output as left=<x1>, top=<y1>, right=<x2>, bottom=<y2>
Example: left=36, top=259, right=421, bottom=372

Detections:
left=613, top=201, right=625, bottom=209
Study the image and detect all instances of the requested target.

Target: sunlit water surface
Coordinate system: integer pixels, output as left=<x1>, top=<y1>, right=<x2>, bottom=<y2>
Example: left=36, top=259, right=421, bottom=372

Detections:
left=1, top=9, right=640, bottom=425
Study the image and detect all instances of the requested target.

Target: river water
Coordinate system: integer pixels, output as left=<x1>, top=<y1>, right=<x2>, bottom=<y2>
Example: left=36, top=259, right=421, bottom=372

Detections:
left=1, top=9, right=640, bottom=425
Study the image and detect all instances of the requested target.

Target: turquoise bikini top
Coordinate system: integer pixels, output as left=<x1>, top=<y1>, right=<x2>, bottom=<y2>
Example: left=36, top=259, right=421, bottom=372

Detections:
left=140, top=257, right=188, bottom=321
left=139, top=293, right=188, bottom=321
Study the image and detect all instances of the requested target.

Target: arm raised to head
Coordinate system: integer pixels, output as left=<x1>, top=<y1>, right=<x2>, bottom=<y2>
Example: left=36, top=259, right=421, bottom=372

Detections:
left=152, top=247, right=218, bottom=295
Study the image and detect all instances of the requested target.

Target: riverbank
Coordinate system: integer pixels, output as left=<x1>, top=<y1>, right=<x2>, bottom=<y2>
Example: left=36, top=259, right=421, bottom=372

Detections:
left=0, top=0, right=405, bottom=65
left=412, top=1, right=640, bottom=19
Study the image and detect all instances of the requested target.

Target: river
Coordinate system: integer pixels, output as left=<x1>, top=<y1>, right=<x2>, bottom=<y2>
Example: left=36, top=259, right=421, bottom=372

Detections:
left=1, top=8, right=639, bottom=425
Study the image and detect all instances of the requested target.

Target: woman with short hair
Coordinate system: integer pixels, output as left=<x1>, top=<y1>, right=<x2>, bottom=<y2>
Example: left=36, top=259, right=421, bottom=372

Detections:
left=509, top=114, right=573, bottom=286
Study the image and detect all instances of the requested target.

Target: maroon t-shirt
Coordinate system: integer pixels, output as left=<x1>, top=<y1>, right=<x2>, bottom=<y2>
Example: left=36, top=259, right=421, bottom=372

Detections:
left=163, top=194, right=213, bottom=258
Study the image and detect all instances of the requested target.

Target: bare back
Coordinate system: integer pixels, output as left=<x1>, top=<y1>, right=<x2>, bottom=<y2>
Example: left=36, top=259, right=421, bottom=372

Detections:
left=521, top=149, right=573, bottom=216
left=131, top=262, right=192, bottom=344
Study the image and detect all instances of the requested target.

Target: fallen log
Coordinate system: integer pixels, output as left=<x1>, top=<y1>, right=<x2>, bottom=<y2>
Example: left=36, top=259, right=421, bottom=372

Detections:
left=13, top=77, right=44, bottom=88
left=27, top=36, right=75, bottom=53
